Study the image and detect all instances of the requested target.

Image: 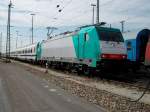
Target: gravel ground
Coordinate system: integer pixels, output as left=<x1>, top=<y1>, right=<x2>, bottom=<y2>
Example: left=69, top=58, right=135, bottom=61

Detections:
left=15, top=61, right=150, bottom=112
left=0, top=61, right=105, bottom=112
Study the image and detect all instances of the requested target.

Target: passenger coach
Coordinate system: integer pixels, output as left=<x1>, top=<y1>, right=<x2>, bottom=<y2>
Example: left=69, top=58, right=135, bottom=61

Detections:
left=10, top=43, right=38, bottom=62
left=126, top=29, right=150, bottom=69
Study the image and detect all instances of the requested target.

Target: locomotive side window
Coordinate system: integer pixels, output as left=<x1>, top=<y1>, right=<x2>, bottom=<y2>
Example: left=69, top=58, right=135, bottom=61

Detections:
left=84, top=33, right=89, bottom=42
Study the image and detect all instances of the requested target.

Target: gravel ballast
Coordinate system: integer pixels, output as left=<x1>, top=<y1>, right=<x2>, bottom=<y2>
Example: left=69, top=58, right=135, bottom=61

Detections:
left=16, top=61, right=150, bottom=112
left=43, top=73, right=150, bottom=112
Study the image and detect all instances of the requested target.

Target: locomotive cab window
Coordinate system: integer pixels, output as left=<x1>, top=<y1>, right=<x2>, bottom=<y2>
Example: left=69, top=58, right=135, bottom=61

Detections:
left=96, top=28, right=124, bottom=42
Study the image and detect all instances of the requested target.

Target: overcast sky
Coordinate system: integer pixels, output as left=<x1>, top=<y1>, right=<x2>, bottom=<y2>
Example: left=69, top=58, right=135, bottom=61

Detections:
left=0, top=0, right=150, bottom=52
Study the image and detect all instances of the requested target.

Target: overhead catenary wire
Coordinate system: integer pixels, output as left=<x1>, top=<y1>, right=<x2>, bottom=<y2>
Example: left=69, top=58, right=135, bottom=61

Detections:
left=3, top=0, right=150, bottom=48
left=57, top=0, right=73, bottom=12
left=31, top=0, right=117, bottom=27
left=51, top=0, right=117, bottom=26
left=35, top=0, right=74, bottom=24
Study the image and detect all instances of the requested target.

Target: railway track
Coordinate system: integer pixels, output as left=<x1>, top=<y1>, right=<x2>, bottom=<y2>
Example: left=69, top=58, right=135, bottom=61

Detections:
left=3, top=59, right=150, bottom=94
left=49, top=67, right=150, bottom=92
left=14, top=60, right=150, bottom=112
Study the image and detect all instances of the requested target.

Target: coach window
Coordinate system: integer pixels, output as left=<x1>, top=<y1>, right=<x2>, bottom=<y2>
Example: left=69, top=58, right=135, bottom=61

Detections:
left=127, top=42, right=132, bottom=51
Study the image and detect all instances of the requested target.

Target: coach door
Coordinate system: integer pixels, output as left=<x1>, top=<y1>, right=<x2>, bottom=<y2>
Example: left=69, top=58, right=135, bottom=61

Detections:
left=127, top=41, right=136, bottom=61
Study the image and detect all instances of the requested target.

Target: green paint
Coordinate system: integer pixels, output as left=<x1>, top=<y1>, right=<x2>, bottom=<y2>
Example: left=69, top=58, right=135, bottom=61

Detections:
left=73, top=26, right=100, bottom=67
left=72, top=26, right=122, bottom=67
left=36, top=42, right=42, bottom=60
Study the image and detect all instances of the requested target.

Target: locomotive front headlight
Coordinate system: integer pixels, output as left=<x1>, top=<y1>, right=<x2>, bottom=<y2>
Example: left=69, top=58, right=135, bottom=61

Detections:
left=101, top=54, right=106, bottom=58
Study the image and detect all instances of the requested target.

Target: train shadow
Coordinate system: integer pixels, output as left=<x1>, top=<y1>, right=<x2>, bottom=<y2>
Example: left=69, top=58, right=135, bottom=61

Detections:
left=88, top=68, right=150, bottom=84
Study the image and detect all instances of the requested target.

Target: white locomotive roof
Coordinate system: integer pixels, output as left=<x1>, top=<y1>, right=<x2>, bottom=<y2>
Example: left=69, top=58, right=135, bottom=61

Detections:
left=42, top=31, right=78, bottom=43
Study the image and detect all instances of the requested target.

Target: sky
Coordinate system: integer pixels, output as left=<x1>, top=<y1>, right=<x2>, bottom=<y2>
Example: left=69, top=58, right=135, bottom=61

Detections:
left=0, top=0, right=150, bottom=52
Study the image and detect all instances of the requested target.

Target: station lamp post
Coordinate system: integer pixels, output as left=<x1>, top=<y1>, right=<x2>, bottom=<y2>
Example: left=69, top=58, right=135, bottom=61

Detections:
left=30, top=13, right=35, bottom=44
left=91, top=4, right=96, bottom=25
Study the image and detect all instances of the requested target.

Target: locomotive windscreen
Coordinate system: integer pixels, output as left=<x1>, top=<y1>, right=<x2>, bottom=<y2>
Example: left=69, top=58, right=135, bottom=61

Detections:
left=97, top=30, right=124, bottom=42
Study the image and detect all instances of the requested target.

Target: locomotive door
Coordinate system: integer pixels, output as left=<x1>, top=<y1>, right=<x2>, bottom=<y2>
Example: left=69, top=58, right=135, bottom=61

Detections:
left=83, top=33, right=89, bottom=58
left=78, top=33, right=87, bottom=59
left=77, top=33, right=84, bottom=59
